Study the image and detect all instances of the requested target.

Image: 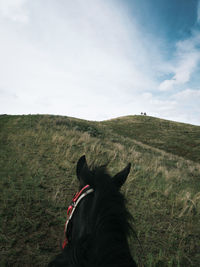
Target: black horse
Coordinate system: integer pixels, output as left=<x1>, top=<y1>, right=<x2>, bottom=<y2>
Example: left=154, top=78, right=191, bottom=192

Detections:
left=48, top=155, right=137, bottom=267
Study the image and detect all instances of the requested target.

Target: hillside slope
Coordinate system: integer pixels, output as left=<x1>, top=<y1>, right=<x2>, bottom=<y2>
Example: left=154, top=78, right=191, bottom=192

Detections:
left=101, top=115, right=200, bottom=163
left=0, top=114, right=200, bottom=266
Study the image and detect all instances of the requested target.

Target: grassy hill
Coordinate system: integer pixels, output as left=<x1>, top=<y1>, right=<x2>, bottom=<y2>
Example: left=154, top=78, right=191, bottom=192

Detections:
left=0, top=114, right=200, bottom=266
left=102, top=115, right=200, bottom=163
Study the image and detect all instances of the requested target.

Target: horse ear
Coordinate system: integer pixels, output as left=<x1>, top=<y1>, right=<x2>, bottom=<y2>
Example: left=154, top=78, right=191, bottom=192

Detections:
left=113, top=163, right=131, bottom=189
left=76, top=155, right=89, bottom=181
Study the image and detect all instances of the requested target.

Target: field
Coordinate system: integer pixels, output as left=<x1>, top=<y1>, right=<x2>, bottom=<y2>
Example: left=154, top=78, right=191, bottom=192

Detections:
left=0, top=114, right=200, bottom=266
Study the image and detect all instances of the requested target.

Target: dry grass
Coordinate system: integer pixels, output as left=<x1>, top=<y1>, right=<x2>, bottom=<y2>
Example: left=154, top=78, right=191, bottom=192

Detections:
left=0, top=114, right=200, bottom=266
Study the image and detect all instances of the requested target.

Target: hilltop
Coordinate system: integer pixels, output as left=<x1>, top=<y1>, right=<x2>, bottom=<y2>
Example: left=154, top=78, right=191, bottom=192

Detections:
left=0, top=114, right=200, bottom=266
left=102, top=115, right=200, bottom=163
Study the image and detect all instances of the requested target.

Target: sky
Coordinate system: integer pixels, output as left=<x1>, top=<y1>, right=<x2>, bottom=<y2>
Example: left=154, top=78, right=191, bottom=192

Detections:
left=0, top=0, right=200, bottom=125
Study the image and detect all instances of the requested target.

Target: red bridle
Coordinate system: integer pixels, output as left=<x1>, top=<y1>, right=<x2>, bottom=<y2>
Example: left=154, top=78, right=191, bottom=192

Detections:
left=62, top=185, right=94, bottom=249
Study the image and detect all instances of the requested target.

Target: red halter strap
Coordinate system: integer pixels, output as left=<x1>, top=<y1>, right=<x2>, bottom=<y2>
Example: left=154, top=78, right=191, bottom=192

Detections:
left=62, top=185, right=94, bottom=249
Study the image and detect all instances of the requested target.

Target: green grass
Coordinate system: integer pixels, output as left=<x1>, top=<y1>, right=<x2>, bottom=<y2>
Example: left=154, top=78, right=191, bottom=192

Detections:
left=102, top=115, right=200, bottom=163
left=0, top=114, right=200, bottom=266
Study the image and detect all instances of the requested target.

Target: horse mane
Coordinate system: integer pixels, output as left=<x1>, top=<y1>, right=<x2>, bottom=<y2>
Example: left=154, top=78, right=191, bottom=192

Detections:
left=80, top=166, right=135, bottom=266
left=88, top=165, right=133, bottom=234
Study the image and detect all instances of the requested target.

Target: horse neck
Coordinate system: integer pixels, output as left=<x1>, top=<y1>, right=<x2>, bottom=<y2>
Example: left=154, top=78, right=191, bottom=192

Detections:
left=88, top=192, right=135, bottom=266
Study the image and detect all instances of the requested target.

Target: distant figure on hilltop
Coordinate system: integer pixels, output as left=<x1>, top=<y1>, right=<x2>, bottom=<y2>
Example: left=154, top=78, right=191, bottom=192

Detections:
left=141, top=112, right=147, bottom=116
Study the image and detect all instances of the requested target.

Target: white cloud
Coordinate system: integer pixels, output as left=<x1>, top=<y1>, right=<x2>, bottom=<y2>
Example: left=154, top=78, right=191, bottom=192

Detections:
left=159, top=29, right=200, bottom=91
left=0, top=0, right=28, bottom=22
left=170, top=89, right=200, bottom=125
left=0, top=0, right=160, bottom=119
left=173, top=88, right=200, bottom=102
left=159, top=79, right=176, bottom=92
